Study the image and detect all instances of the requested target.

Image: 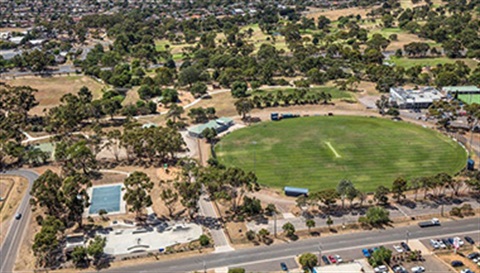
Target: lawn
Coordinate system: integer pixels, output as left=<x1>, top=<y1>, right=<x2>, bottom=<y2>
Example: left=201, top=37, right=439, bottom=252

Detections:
left=390, top=57, right=478, bottom=69
left=215, top=116, right=467, bottom=192
left=5, top=75, right=107, bottom=115
left=251, top=86, right=355, bottom=100
left=458, top=94, right=480, bottom=105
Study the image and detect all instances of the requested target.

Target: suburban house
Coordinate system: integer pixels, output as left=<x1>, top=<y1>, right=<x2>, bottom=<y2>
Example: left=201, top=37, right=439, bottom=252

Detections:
left=188, top=117, right=234, bottom=138
left=389, top=86, right=443, bottom=109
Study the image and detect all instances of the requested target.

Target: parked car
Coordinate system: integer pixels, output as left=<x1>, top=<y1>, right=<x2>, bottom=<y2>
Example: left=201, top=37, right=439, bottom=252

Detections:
left=467, top=252, right=479, bottom=260
left=321, top=255, right=330, bottom=265
left=411, top=266, right=425, bottom=273
left=280, top=262, right=288, bottom=271
left=460, top=269, right=473, bottom=273
left=328, top=255, right=337, bottom=264
left=15, top=213, right=21, bottom=220
left=392, top=264, right=408, bottom=273
left=454, top=237, right=465, bottom=246
left=465, top=236, right=475, bottom=245
left=334, top=254, right=343, bottom=263
left=401, top=242, right=411, bottom=252
left=374, top=265, right=388, bottom=273
left=430, top=239, right=439, bottom=249
left=393, top=245, right=404, bottom=253
left=442, top=238, right=451, bottom=247
left=436, top=239, right=446, bottom=249
left=362, top=248, right=371, bottom=258
left=451, top=260, right=464, bottom=267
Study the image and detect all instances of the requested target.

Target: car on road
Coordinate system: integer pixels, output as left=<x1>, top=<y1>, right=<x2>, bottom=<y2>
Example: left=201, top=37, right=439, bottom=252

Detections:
left=15, top=213, right=22, bottom=220
left=328, top=255, right=337, bottom=264
left=280, top=262, right=288, bottom=271
left=411, top=266, right=425, bottom=273
left=460, top=269, right=474, bottom=273
left=321, top=255, right=330, bottom=265
left=374, top=265, right=388, bottom=273
left=362, top=248, right=371, bottom=258
left=451, top=260, right=464, bottom=267
left=393, top=245, right=403, bottom=253
left=401, top=242, right=411, bottom=252
left=465, top=236, right=475, bottom=245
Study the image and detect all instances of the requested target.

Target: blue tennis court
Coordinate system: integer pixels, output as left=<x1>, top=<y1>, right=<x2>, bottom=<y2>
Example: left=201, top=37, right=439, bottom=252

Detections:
left=89, top=185, right=122, bottom=214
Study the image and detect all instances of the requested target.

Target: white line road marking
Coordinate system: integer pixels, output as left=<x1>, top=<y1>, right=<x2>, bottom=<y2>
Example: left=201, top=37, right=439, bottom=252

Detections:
left=325, top=141, right=341, bottom=158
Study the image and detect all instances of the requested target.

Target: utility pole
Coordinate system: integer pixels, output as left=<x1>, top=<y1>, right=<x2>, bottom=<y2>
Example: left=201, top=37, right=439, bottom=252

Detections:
left=406, top=230, right=410, bottom=244
left=203, top=260, right=206, bottom=273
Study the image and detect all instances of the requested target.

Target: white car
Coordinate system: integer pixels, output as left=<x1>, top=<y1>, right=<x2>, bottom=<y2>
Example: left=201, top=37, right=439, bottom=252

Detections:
left=430, top=239, right=439, bottom=249
left=393, top=245, right=404, bottom=253
left=412, top=266, right=425, bottom=273
left=436, top=239, right=446, bottom=249
left=374, top=265, right=388, bottom=273
left=334, top=254, right=343, bottom=263
left=454, top=237, right=465, bottom=246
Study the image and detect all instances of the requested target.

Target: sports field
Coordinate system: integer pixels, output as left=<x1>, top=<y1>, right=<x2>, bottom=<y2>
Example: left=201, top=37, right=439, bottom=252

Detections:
left=458, top=94, right=480, bottom=105
left=215, top=116, right=467, bottom=192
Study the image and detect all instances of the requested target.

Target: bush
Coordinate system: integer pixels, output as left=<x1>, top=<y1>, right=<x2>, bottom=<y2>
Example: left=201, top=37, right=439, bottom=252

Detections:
left=450, top=207, right=463, bottom=217
left=228, top=268, right=245, bottom=273
left=199, top=234, right=210, bottom=246
left=246, top=230, right=256, bottom=241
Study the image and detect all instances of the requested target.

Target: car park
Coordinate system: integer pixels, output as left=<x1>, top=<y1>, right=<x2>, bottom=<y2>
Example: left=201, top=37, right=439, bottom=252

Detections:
left=393, top=245, right=404, bottom=253
left=328, top=255, right=337, bottom=264
left=362, top=248, right=371, bottom=258
left=321, top=255, right=330, bottom=265
left=374, top=265, right=388, bottom=273
left=451, top=260, right=464, bottom=267
left=411, top=266, right=425, bottom=273
left=465, top=236, right=475, bottom=245
left=401, top=242, right=411, bottom=252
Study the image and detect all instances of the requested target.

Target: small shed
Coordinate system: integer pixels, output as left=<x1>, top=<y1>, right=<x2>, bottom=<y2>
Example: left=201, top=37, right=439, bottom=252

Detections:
left=284, top=186, right=308, bottom=197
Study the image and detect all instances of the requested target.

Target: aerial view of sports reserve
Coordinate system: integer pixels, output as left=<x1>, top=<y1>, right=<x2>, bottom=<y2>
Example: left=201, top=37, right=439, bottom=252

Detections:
left=1, top=0, right=480, bottom=272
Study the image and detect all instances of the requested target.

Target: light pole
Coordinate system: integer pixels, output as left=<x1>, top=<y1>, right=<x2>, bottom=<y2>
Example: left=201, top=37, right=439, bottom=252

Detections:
left=318, top=243, right=323, bottom=265
left=406, top=230, right=410, bottom=244
left=203, top=260, right=206, bottom=273
left=252, top=141, right=257, bottom=173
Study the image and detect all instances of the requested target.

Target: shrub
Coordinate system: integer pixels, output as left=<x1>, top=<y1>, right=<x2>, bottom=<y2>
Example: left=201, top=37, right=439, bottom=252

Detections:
left=199, top=234, right=210, bottom=246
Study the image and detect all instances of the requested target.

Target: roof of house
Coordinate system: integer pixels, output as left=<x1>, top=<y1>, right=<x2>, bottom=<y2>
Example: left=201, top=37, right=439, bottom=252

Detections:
left=188, top=117, right=234, bottom=135
left=442, top=86, right=480, bottom=92
left=284, top=186, right=309, bottom=194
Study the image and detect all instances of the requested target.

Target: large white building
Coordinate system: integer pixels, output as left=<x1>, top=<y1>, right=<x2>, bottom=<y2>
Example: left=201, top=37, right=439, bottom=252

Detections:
left=389, top=86, right=443, bottom=109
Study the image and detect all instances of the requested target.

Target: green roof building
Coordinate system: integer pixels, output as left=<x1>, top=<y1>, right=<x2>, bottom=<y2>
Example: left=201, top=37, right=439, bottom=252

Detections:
left=188, top=117, right=234, bottom=138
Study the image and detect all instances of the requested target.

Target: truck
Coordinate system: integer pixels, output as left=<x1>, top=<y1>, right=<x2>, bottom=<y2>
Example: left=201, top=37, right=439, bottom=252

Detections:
left=418, top=218, right=440, bottom=228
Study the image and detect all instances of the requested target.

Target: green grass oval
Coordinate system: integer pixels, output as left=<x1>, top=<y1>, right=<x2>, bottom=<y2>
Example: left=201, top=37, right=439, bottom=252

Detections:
left=215, top=116, right=467, bottom=192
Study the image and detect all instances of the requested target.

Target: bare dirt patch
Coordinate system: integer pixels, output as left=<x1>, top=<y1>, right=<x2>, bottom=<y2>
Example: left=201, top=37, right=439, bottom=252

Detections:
left=5, top=75, right=107, bottom=115
left=194, top=91, right=237, bottom=117
left=0, top=176, right=28, bottom=245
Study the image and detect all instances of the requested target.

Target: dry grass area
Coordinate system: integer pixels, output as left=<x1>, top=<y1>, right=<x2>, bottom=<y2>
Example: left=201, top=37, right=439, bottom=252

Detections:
left=387, top=33, right=436, bottom=51
left=225, top=221, right=250, bottom=245
left=5, top=75, right=107, bottom=115
left=356, top=80, right=378, bottom=95
left=194, top=91, right=237, bottom=117
left=436, top=251, right=479, bottom=273
left=14, top=209, right=39, bottom=271
left=158, top=90, right=196, bottom=113
left=305, top=6, right=375, bottom=21
left=0, top=176, right=28, bottom=245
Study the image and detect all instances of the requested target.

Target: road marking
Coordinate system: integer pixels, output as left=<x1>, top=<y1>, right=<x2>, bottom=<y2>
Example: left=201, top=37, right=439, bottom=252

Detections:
left=216, top=229, right=480, bottom=269
left=325, top=141, right=341, bottom=158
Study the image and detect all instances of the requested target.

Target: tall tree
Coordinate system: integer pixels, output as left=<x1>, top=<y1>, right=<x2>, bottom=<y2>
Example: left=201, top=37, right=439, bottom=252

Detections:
left=30, top=170, right=65, bottom=218
left=392, top=177, right=408, bottom=202
left=123, top=171, right=154, bottom=217
left=160, top=187, right=179, bottom=218
left=166, top=103, right=184, bottom=123
left=234, top=98, right=254, bottom=120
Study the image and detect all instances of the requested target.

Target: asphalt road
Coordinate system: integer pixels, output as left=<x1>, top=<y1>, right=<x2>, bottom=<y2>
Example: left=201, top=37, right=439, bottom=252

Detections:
left=101, top=218, right=480, bottom=273
left=0, top=170, right=38, bottom=273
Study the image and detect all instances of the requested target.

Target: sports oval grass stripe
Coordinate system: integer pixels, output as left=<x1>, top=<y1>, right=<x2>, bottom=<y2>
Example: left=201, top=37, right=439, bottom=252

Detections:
left=215, top=116, right=467, bottom=192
